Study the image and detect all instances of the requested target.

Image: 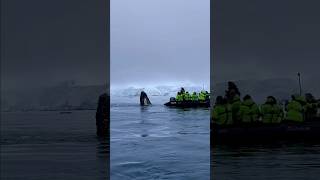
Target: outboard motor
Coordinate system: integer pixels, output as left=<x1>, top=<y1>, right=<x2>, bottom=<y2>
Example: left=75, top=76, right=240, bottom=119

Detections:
left=140, top=91, right=152, bottom=106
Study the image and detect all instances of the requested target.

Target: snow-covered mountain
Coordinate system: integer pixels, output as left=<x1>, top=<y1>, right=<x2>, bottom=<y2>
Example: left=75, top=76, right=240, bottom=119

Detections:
left=110, top=85, right=209, bottom=97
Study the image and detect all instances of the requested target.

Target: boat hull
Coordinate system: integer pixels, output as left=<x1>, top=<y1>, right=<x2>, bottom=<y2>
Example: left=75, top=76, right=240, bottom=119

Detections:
left=211, top=119, right=320, bottom=145
left=164, top=101, right=210, bottom=108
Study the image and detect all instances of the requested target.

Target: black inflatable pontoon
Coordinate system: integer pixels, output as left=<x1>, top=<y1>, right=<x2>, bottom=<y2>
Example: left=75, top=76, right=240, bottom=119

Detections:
left=164, top=101, right=210, bottom=108
left=211, top=119, right=320, bottom=145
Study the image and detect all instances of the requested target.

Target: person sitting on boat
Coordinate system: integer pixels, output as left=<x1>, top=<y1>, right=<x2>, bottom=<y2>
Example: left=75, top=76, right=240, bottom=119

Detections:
left=179, top=87, right=185, bottom=94
left=183, top=91, right=191, bottom=101
left=285, top=94, right=306, bottom=123
left=191, top=92, right=198, bottom=102
left=212, top=96, right=230, bottom=126
left=176, top=92, right=183, bottom=102
left=305, top=93, right=318, bottom=121
left=239, top=95, right=260, bottom=124
left=261, top=96, right=283, bottom=124
left=199, top=91, right=206, bottom=102
left=226, top=89, right=241, bottom=124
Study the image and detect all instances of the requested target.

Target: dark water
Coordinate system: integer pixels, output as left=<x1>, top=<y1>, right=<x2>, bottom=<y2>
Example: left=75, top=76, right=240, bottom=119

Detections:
left=1, top=110, right=108, bottom=180
left=212, top=143, right=320, bottom=180
left=110, top=97, right=210, bottom=180
left=4, top=103, right=318, bottom=180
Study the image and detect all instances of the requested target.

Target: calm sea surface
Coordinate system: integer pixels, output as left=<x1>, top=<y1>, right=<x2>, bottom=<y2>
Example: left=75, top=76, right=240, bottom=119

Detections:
left=1, top=110, right=108, bottom=180
left=3, top=98, right=318, bottom=180
left=212, top=143, right=320, bottom=180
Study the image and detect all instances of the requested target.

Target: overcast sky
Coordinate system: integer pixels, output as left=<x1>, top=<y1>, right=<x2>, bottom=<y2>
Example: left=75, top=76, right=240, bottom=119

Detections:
left=1, top=0, right=108, bottom=90
left=2, top=0, right=320, bottom=91
left=111, top=0, right=210, bottom=88
left=213, top=0, right=320, bottom=84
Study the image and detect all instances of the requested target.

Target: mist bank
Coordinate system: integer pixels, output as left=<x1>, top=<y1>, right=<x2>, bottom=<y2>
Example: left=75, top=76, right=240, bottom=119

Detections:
left=2, top=77, right=319, bottom=112
left=1, top=81, right=107, bottom=112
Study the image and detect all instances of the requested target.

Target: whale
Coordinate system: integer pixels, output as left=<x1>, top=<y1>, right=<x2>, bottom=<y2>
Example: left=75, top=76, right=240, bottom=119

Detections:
left=140, top=91, right=152, bottom=106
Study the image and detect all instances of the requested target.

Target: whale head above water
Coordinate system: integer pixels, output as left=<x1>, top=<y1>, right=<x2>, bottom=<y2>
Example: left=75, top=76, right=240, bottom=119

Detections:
left=140, top=91, right=151, bottom=106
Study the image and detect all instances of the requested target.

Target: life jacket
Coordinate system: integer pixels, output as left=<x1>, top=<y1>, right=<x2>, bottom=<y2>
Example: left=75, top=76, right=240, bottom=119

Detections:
left=184, top=93, right=191, bottom=101
left=239, top=99, right=260, bottom=123
left=198, top=92, right=206, bottom=101
left=229, top=95, right=241, bottom=123
left=181, top=92, right=186, bottom=101
left=261, top=103, right=283, bottom=123
left=191, top=93, right=198, bottom=101
left=286, top=100, right=304, bottom=122
left=176, top=94, right=183, bottom=102
left=212, top=104, right=230, bottom=125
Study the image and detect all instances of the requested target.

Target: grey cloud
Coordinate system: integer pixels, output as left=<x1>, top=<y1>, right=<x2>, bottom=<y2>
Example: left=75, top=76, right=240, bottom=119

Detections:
left=213, top=0, right=320, bottom=84
left=111, top=0, right=210, bottom=87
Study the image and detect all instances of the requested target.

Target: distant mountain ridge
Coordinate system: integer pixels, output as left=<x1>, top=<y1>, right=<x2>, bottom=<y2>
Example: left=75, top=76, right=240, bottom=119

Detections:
left=2, top=77, right=319, bottom=111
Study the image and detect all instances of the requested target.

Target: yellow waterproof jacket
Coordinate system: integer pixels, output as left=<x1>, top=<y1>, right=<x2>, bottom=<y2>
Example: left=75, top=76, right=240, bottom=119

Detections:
left=286, top=100, right=304, bottom=122
left=183, top=93, right=191, bottom=101
left=176, top=94, right=183, bottom=102
left=212, top=105, right=230, bottom=125
left=191, top=93, right=198, bottom=101
left=239, top=99, right=260, bottom=123
left=261, top=103, right=283, bottom=123
left=198, top=92, right=206, bottom=101
left=230, top=95, right=241, bottom=122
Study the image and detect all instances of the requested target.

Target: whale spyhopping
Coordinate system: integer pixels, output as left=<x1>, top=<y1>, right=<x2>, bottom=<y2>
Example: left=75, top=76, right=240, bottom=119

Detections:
left=140, top=91, right=151, bottom=106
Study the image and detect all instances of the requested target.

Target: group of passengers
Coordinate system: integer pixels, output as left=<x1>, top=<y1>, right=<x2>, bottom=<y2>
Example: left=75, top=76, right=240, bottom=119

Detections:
left=212, top=82, right=320, bottom=126
left=174, top=88, right=210, bottom=103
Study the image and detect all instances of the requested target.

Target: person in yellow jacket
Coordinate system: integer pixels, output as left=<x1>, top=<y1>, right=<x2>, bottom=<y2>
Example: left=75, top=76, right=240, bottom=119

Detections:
left=212, top=96, right=231, bottom=125
left=239, top=95, right=260, bottom=123
left=285, top=94, right=306, bottom=122
left=183, top=91, right=191, bottom=101
left=261, top=96, right=283, bottom=123
left=191, top=92, right=198, bottom=102
left=176, top=92, right=183, bottom=102
left=226, top=89, right=241, bottom=124
left=198, top=91, right=206, bottom=102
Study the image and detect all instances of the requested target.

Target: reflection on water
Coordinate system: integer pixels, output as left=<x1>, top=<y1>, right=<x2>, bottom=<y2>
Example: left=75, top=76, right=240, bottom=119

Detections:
left=1, top=111, right=109, bottom=180
left=96, top=137, right=110, bottom=156
left=96, top=136, right=110, bottom=178
left=211, top=143, right=320, bottom=180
